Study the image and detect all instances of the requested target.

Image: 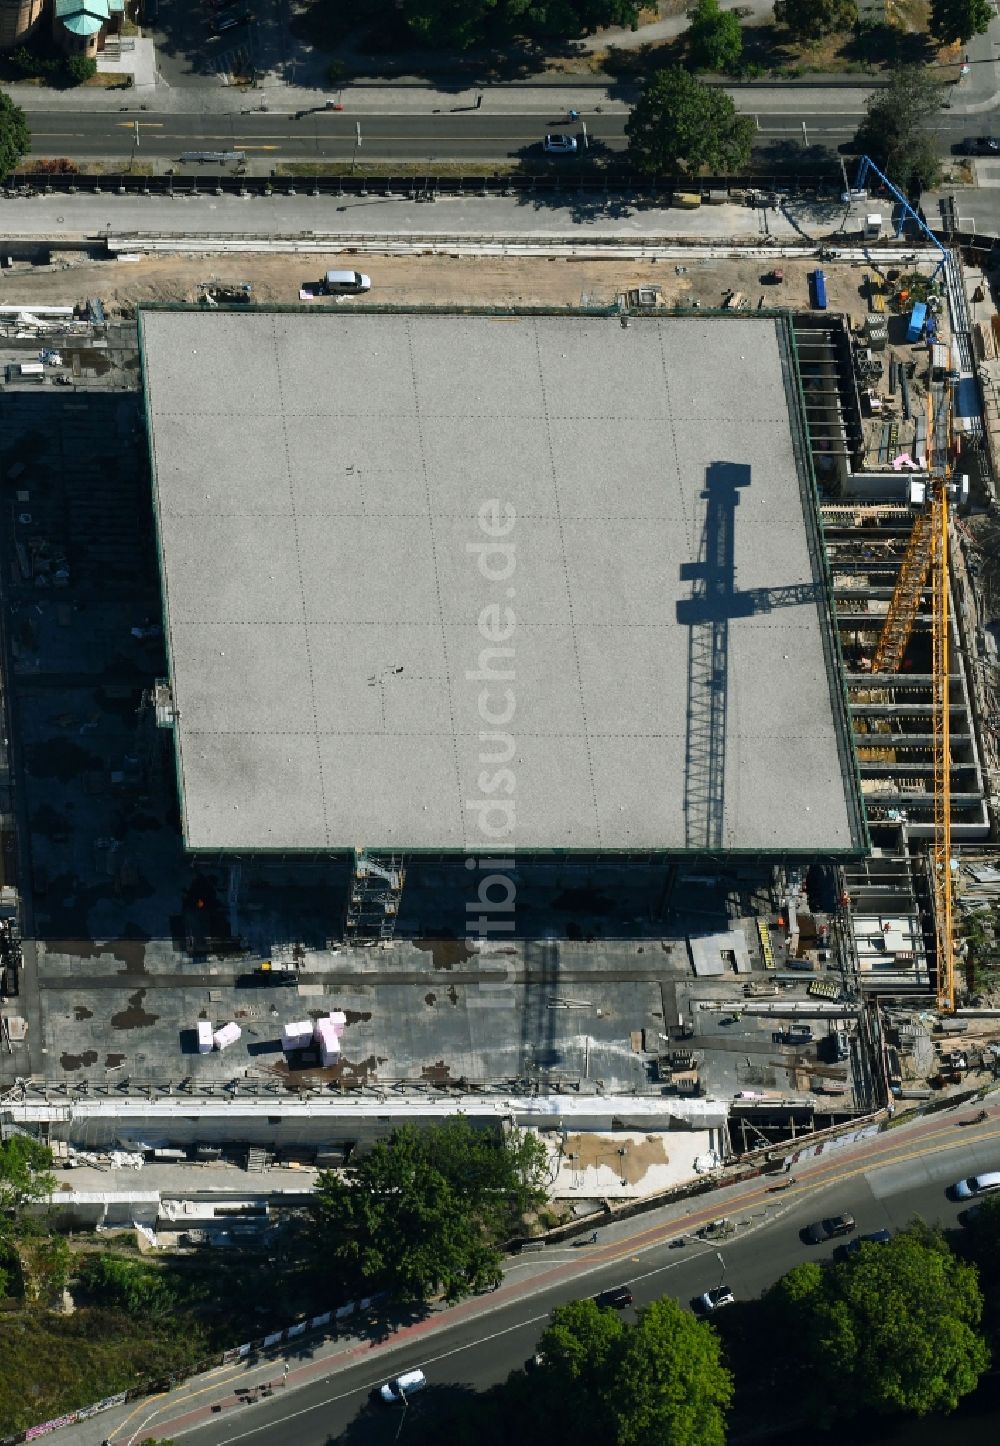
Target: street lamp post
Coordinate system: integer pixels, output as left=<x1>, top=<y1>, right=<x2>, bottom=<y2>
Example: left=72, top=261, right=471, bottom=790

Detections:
left=715, top=1249, right=726, bottom=1287
left=393, top=1384, right=411, bottom=1443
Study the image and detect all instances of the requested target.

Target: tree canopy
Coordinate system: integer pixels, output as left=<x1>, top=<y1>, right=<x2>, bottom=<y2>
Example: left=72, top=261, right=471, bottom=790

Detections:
left=0, top=91, right=30, bottom=181
left=408, top=1294, right=732, bottom=1446
left=342, top=0, right=640, bottom=51
left=687, top=0, right=743, bottom=72
left=853, top=64, right=945, bottom=192
left=764, top=1225, right=989, bottom=1421
left=0, top=1136, right=54, bottom=1218
left=308, top=1119, right=548, bottom=1304
left=626, top=68, right=754, bottom=175
left=773, top=0, right=858, bottom=37
left=929, top=0, right=993, bottom=44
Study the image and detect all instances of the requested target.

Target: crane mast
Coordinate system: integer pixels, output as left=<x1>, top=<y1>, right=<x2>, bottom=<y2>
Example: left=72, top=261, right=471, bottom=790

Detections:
left=869, top=386, right=955, bottom=1012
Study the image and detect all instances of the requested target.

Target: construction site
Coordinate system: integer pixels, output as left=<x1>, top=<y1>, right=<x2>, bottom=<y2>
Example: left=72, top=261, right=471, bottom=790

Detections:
left=1, top=192, right=1000, bottom=1232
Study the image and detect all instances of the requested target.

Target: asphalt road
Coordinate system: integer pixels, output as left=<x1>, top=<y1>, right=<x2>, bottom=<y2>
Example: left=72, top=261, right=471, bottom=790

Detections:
left=162, top=1122, right=1000, bottom=1446
left=24, top=109, right=980, bottom=166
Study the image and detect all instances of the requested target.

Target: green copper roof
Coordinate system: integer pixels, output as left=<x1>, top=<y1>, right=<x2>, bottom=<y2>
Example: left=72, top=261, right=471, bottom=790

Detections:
left=55, top=0, right=111, bottom=22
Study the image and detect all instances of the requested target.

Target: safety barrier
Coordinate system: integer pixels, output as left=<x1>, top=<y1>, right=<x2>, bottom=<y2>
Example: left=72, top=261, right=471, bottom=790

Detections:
left=2, top=169, right=840, bottom=200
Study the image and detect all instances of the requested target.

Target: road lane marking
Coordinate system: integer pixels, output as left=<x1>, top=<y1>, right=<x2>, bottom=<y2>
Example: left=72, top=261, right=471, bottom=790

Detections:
left=115, top=121, right=165, bottom=128
left=126, top=1115, right=1000, bottom=1442
left=187, top=1314, right=555, bottom=1446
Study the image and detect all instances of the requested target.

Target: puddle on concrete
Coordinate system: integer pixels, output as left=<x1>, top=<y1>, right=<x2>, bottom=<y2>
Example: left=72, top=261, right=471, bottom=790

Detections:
left=447, top=984, right=459, bottom=1006
left=274, top=1054, right=385, bottom=1091
left=421, top=1060, right=453, bottom=1086
left=53, top=939, right=148, bottom=973
left=105, top=1053, right=125, bottom=1068
left=110, top=988, right=159, bottom=1030
left=73, top=350, right=112, bottom=376
left=413, top=938, right=477, bottom=970
left=73, top=1006, right=93, bottom=1021
left=424, top=992, right=437, bottom=1006
left=343, top=1010, right=371, bottom=1026
left=60, top=1050, right=98, bottom=1070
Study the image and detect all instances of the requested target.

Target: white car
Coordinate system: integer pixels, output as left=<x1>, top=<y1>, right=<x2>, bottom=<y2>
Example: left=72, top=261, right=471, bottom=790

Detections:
left=697, top=1286, right=735, bottom=1313
left=378, top=1368, right=427, bottom=1405
left=543, top=133, right=577, bottom=154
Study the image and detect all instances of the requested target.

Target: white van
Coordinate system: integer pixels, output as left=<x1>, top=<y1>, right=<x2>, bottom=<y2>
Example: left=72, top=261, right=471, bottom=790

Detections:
left=378, top=1368, right=427, bottom=1404
left=324, top=269, right=371, bottom=295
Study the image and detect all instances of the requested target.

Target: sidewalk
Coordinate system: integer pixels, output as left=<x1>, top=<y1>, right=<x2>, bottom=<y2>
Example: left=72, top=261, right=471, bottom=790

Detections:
left=8, top=71, right=997, bottom=119
left=40, top=1097, right=996, bottom=1446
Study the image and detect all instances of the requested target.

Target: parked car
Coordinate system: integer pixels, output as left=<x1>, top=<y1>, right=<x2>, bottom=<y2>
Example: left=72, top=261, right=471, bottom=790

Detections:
left=594, top=1285, right=633, bottom=1310
left=323, top=269, right=372, bottom=296
left=949, top=1171, right=1000, bottom=1201
left=961, top=136, right=999, bottom=155
left=377, top=1369, right=427, bottom=1405
left=836, top=1228, right=891, bottom=1259
left=803, top=1213, right=855, bottom=1244
left=543, top=133, right=577, bottom=154
left=695, top=1286, right=735, bottom=1314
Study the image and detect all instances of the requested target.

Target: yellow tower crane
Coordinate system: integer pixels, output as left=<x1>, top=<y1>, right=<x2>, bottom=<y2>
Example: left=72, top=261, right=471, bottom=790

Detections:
left=869, top=386, right=955, bottom=1013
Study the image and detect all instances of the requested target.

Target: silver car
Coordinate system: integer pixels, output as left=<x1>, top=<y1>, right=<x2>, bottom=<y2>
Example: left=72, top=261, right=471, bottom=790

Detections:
left=950, top=1171, right=1000, bottom=1201
left=543, top=133, right=577, bottom=154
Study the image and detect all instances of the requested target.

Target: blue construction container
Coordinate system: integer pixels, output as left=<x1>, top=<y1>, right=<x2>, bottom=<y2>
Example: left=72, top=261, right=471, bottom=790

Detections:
left=906, top=301, right=927, bottom=343
left=810, top=269, right=828, bottom=309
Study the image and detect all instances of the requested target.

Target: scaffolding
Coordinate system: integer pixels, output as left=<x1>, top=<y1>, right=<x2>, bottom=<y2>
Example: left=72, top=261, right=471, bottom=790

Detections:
left=344, top=850, right=406, bottom=942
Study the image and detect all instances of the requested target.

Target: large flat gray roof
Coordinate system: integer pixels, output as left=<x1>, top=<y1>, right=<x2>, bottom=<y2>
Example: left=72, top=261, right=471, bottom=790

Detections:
left=140, top=308, right=863, bottom=855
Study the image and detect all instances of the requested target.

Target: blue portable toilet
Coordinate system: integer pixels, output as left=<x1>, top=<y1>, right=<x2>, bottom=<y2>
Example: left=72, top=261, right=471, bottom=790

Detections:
left=810, top=269, right=828, bottom=309
left=906, top=301, right=927, bottom=343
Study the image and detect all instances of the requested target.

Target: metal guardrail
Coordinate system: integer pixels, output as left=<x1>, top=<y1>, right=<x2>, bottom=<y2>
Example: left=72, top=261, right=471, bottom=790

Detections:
left=2, top=170, right=844, bottom=201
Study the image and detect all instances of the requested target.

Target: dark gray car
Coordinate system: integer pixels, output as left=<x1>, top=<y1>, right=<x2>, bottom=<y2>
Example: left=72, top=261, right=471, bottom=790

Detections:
left=803, top=1213, right=855, bottom=1244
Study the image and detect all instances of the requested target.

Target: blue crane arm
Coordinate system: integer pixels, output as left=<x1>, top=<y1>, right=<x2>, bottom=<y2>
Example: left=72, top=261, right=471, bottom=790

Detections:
left=853, top=154, right=948, bottom=278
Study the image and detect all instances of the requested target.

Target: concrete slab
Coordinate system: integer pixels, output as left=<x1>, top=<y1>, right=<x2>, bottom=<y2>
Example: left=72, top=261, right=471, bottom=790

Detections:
left=139, top=308, right=861, bottom=855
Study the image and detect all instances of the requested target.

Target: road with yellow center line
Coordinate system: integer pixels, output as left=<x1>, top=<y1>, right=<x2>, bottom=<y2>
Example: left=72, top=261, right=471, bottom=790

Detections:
left=81, top=1105, right=998, bottom=1446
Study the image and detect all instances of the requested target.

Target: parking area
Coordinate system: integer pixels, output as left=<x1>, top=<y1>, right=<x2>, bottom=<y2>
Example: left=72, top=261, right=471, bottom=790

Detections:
left=147, top=0, right=325, bottom=89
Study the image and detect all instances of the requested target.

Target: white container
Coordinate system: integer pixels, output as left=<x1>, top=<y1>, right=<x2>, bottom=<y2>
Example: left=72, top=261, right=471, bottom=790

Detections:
left=281, top=1020, right=314, bottom=1051
left=196, top=1021, right=214, bottom=1055
left=213, top=1021, right=242, bottom=1051
left=314, top=1019, right=341, bottom=1065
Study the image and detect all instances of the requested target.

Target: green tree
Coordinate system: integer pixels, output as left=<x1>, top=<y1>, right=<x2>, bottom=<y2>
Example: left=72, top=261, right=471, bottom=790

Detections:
left=929, top=0, right=992, bottom=44
left=773, top=0, right=859, bottom=36
left=627, top=67, right=754, bottom=174
left=20, top=1233, right=71, bottom=1306
left=0, top=1136, right=55, bottom=1218
left=79, top=1253, right=177, bottom=1317
left=420, top=1294, right=733, bottom=1446
left=687, top=0, right=743, bottom=71
left=0, top=90, right=29, bottom=178
left=766, top=1226, right=989, bottom=1421
left=63, top=54, right=98, bottom=85
left=309, top=1120, right=548, bottom=1305
left=959, top=1193, right=1000, bottom=1285
left=853, top=64, right=944, bottom=192
left=611, top=1297, right=732, bottom=1446
left=341, top=0, right=640, bottom=51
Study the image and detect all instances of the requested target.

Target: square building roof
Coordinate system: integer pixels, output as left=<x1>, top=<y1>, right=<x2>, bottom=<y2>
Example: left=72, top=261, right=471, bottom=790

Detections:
left=139, top=308, right=865, bottom=856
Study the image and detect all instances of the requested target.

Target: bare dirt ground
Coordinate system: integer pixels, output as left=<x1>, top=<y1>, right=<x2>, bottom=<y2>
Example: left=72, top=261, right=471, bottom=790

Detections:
left=0, top=251, right=883, bottom=319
